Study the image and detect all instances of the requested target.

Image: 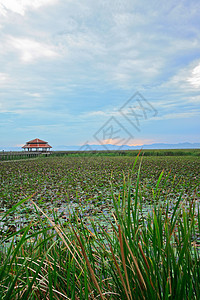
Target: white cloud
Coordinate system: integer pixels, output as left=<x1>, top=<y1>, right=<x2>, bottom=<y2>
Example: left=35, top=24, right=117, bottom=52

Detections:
left=16, top=124, right=66, bottom=133
left=0, top=90, right=48, bottom=114
left=0, top=0, right=58, bottom=16
left=86, top=110, right=107, bottom=117
left=9, top=37, right=59, bottom=62
left=0, top=72, right=11, bottom=88
left=107, top=56, right=163, bottom=89
left=154, top=111, right=200, bottom=121
left=56, top=31, right=106, bottom=61
left=160, top=60, right=200, bottom=94
left=187, top=63, right=200, bottom=88
left=128, top=138, right=154, bottom=146
left=186, top=95, right=200, bottom=104
left=25, top=92, right=41, bottom=98
left=0, top=72, right=9, bottom=83
left=81, top=109, right=122, bottom=119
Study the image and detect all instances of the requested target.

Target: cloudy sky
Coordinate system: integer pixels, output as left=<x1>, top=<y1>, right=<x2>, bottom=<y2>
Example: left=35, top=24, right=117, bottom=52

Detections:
left=0, top=0, right=200, bottom=149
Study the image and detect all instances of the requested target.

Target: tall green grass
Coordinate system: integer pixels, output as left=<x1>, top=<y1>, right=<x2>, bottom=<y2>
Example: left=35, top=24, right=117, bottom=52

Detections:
left=0, top=156, right=199, bottom=299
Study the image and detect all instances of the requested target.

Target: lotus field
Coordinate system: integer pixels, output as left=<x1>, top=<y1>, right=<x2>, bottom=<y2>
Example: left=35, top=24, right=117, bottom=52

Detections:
left=0, top=154, right=200, bottom=299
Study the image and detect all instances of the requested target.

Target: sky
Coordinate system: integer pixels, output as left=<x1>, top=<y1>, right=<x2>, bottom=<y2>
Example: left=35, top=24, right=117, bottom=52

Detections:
left=0, top=0, right=200, bottom=149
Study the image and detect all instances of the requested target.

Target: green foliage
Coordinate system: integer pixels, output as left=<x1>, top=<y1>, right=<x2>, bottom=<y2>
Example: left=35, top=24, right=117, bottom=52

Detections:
left=52, top=148, right=200, bottom=157
left=0, top=155, right=199, bottom=298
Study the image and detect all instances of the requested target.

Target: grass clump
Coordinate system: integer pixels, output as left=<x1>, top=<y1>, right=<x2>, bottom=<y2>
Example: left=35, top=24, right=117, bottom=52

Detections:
left=0, top=156, right=199, bottom=299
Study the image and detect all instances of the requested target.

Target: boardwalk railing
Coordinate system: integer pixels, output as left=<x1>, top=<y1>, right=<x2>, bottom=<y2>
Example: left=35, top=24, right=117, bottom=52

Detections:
left=0, top=150, right=126, bottom=161
left=0, top=151, right=51, bottom=161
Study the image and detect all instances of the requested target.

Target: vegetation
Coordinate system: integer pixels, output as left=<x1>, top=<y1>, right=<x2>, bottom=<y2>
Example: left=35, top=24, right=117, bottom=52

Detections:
left=0, top=148, right=200, bottom=162
left=51, top=148, right=200, bottom=157
left=0, top=154, right=199, bottom=299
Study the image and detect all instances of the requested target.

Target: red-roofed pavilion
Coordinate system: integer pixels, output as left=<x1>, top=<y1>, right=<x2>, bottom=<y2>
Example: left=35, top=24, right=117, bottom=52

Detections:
left=22, top=138, right=52, bottom=152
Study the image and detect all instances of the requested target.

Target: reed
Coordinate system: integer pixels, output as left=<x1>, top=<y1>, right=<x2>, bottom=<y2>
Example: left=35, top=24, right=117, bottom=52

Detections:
left=0, top=156, right=199, bottom=299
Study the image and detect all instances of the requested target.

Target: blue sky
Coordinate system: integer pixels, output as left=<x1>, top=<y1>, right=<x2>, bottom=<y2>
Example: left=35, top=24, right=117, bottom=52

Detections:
left=0, top=0, right=200, bottom=149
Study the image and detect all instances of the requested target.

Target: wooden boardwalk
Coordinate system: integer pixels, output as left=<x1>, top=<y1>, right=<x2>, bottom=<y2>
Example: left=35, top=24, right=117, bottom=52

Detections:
left=0, top=151, right=51, bottom=161
left=0, top=150, right=128, bottom=161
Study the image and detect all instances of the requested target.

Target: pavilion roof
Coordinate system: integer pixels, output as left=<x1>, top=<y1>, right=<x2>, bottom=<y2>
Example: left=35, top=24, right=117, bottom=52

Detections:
left=27, top=138, right=48, bottom=144
left=22, top=138, right=52, bottom=148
